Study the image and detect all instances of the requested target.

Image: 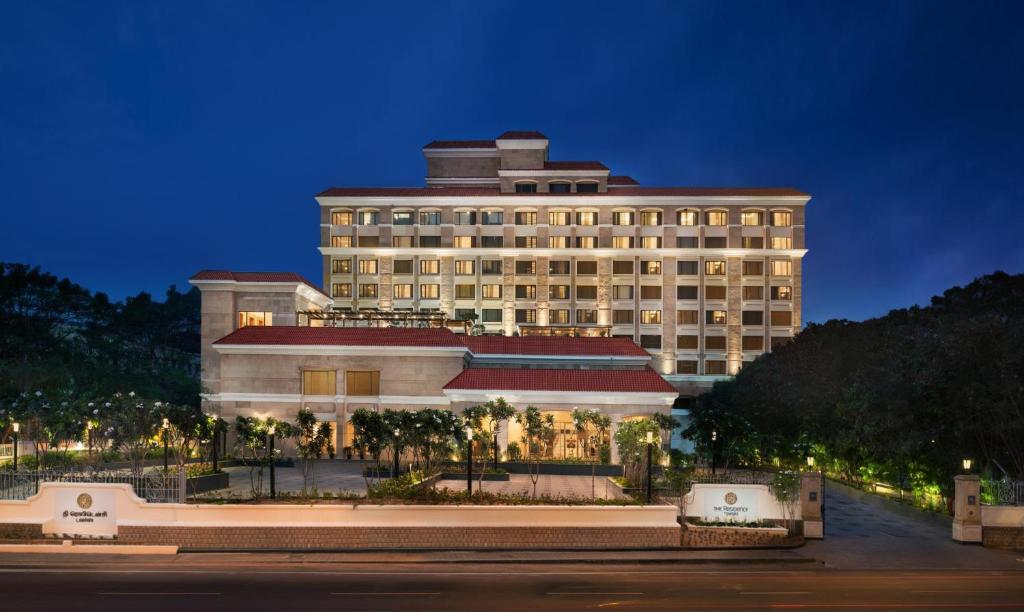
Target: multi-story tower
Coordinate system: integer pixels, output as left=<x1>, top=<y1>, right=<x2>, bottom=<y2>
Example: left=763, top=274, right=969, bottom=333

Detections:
left=316, top=131, right=809, bottom=397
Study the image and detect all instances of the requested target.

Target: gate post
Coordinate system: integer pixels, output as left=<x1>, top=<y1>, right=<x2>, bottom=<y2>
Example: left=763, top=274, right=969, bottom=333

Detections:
left=800, top=471, right=823, bottom=539
left=952, top=474, right=982, bottom=543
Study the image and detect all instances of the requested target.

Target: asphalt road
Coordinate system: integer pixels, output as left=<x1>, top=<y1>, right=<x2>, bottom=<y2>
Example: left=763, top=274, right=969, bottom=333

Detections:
left=2, top=556, right=1024, bottom=611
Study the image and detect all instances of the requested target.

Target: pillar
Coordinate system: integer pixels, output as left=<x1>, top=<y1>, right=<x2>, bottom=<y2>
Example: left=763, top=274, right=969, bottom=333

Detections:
left=609, top=414, right=624, bottom=464
left=801, top=471, right=823, bottom=539
left=952, top=474, right=982, bottom=543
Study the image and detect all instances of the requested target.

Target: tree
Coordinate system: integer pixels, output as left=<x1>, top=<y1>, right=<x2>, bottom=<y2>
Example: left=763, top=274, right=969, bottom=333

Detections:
left=162, top=402, right=205, bottom=471
left=516, top=406, right=554, bottom=497
left=771, top=471, right=801, bottom=534
left=294, top=408, right=333, bottom=495
left=106, top=392, right=160, bottom=476
left=234, top=415, right=292, bottom=498
left=350, top=408, right=388, bottom=483
left=614, top=418, right=663, bottom=488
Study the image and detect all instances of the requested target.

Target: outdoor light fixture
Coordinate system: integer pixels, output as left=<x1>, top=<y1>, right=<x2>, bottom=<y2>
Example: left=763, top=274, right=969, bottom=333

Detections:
left=161, top=417, right=170, bottom=472
left=645, top=430, right=654, bottom=504
left=962, top=458, right=973, bottom=472
left=11, top=422, right=18, bottom=471
left=710, top=430, right=718, bottom=475
left=393, top=429, right=401, bottom=480
left=267, top=424, right=277, bottom=499
left=162, top=417, right=169, bottom=430
left=646, top=431, right=654, bottom=444
left=12, top=422, right=18, bottom=434
left=807, top=456, right=815, bottom=468
left=465, top=426, right=474, bottom=495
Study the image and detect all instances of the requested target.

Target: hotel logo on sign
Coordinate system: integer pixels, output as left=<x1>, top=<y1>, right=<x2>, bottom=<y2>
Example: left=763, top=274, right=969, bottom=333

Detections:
left=76, top=493, right=92, bottom=509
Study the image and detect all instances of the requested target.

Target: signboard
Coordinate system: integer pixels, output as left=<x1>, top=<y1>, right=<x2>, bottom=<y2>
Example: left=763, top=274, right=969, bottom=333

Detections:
left=702, top=487, right=760, bottom=523
left=50, top=488, right=117, bottom=537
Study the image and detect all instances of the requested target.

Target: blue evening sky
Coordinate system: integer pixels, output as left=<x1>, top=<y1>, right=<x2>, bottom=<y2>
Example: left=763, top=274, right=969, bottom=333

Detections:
left=1, top=1, right=1021, bottom=323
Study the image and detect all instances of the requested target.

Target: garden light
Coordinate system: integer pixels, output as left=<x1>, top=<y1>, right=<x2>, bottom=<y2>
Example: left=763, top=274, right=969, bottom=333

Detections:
left=962, top=458, right=972, bottom=472
left=807, top=456, right=815, bottom=468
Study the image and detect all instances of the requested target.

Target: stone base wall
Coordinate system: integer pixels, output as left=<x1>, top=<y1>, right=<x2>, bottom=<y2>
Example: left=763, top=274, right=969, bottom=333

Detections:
left=0, top=522, right=43, bottom=540
left=982, top=526, right=1024, bottom=551
left=120, top=525, right=681, bottom=551
left=682, top=524, right=790, bottom=548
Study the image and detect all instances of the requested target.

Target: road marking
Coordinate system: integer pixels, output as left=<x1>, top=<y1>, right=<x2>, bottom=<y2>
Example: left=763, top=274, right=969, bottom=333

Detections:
left=330, top=592, right=440, bottom=596
left=97, top=592, right=221, bottom=596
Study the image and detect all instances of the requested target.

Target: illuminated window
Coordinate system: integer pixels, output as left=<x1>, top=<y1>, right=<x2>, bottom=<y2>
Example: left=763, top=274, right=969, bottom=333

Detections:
left=393, top=259, right=413, bottom=274
left=741, top=211, right=764, bottom=226
left=358, top=259, right=378, bottom=274
left=612, top=285, right=634, bottom=300
left=482, top=285, right=502, bottom=299
left=331, top=236, right=353, bottom=248
left=455, top=284, right=475, bottom=299
left=706, top=211, right=727, bottom=226
left=453, top=236, right=475, bottom=248
left=548, top=211, right=571, bottom=225
left=577, top=260, right=597, bottom=275
left=706, top=310, right=727, bottom=325
left=420, top=284, right=440, bottom=299
left=550, top=285, right=570, bottom=300
left=577, top=309, right=597, bottom=324
left=393, top=284, right=413, bottom=299
left=332, top=283, right=352, bottom=298
left=770, top=211, right=792, bottom=227
left=549, top=260, right=570, bottom=275
left=515, top=211, right=537, bottom=225
left=639, top=211, right=662, bottom=226
left=515, top=182, right=538, bottom=193
left=742, top=236, right=764, bottom=249
left=771, top=260, right=792, bottom=276
left=771, top=310, right=793, bottom=326
left=612, top=211, right=633, bottom=225
left=515, top=236, right=538, bottom=248
left=640, top=260, right=661, bottom=275
left=419, top=211, right=441, bottom=225
left=678, top=210, right=699, bottom=226
left=742, top=261, right=764, bottom=276
left=515, top=260, right=536, bottom=275
left=332, top=211, right=353, bottom=226
left=743, top=285, right=764, bottom=300
left=705, top=285, right=726, bottom=300
left=346, top=371, right=379, bottom=396
left=548, top=236, right=570, bottom=248
left=393, top=212, right=414, bottom=225
left=420, top=260, right=440, bottom=275
left=455, top=260, right=475, bottom=275
left=303, top=370, right=336, bottom=395
left=550, top=309, right=570, bottom=324
left=358, top=283, right=378, bottom=298
left=481, top=260, right=502, bottom=275
left=705, top=260, right=726, bottom=275
left=771, top=236, right=793, bottom=249
left=677, top=335, right=699, bottom=349
left=392, top=236, right=413, bottom=247
left=549, top=182, right=571, bottom=193
left=481, top=211, right=503, bottom=225
left=612, top=309, right=634, bottom=324
left=771, top=286, right=792, bottom=301
left=515, top=309, right=537, bottom=323
left=238, top=311, right=272, bottom=328
left=358, top=211, right=379, bottom=225
left=576, top=211, right=598, bottom=226
left=704, top=360, right=727, bottom=375
left=515, top=284, right=537, bottom=299
left=641, top=310, right=662, bottom=324
left=576, top=182, right=599, bottom=193
left=640, top=236, right=662, bottom=248
left=576, top=236, right=597, bottom=248
left=332, top=259, right=352, bottom=274
left=677, top=310, right=698, bottom=325
left=454, top=211, right=476, bottom=225
left=612, top=236, right=633, bottom=248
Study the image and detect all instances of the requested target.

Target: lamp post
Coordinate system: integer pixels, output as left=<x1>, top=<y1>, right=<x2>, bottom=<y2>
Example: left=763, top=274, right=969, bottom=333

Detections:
left=161, top=417, right=170, bottom=472
left=962, top=458, right=973, bottom=473
left=393, top=429, right=401, bottom=479
left=268, top=424, right=276, bottom=499
left=210, top=416, right=219, bottom=473
left=87, top=422, right=94, bottom=460
left=493, top=431, right=499, bottom=471
left=710, top=430, right=718, bottom=475
left=645, top=430, right=654, bottom=504
left=806, top=455, right=815, bottom=470
left=465, top=426, right=473, bottom=495
left=11, top=422, right=19, bottom=472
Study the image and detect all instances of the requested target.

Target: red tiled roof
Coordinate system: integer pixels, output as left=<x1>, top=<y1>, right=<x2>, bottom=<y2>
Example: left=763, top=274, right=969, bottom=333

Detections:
left=608, top=175, right=640, bottom=185
left=543, top=161, right=609, bottom=171
left=318, top=187, right=501, bottom=197
left=462, top=336, right=649, bottom=358
left=423, top=140, right=497, bottom=150
left=443, top=366, right=677, bottom=393
left=189, top=270, right=328, bottom=297
left=497, top=131, right=548, bottom=140
left=213, top=326, right=467, bottom=348
left=316, top=186, right=808, bottom=198
left=604, top=186, right=809, bottom=197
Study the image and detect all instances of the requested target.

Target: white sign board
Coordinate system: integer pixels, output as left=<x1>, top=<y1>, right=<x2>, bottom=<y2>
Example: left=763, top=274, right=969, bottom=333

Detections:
left=702, top=487, right=760, bottom=523
left=50, top=488, right=117, bottom=537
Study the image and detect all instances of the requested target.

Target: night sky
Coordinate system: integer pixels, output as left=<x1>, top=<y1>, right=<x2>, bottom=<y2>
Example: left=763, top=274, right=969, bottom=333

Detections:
left=2, top=1, right=1021, bottom=323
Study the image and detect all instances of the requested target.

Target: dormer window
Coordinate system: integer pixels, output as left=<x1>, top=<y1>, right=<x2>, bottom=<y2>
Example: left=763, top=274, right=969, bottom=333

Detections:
left=515, top=182, right=538, bottom=193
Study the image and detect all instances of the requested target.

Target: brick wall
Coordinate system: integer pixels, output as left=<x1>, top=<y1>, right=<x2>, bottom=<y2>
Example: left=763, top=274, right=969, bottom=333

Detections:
left=982, top=527, right=1024, bottom=551
left=682, top=524, right=789, bottom=548
left=0, top=522, right=43, bottom=540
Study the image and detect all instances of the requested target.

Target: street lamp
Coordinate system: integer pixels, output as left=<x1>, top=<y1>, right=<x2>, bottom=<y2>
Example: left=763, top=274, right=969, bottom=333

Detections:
left=645, top=430, right=654, bottom=504
left=465, top=426, right=474, bottom=495
left=267, top=424, right=277, bottom=499
left=962, top=458, right=973, bottom=473
left=393, top=429, right=401, bottom=479
left=161, top=417, right=170, bottom=472
left=710, top=430, right=718, bottom=475
left=11, top=422, right=18, bottom=472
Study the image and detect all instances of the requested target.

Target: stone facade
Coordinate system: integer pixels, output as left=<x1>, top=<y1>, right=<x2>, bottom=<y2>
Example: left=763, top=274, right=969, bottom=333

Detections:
left=681, top=523, right=791, bottom=548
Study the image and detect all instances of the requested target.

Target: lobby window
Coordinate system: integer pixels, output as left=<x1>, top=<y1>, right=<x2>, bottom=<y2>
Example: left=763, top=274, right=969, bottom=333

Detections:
left=612, top=211, right=634, bottom=225
left=770, top=211, right=792, bottom=227
left=640, top=285, right=662, bottom=300
left=549, top=235, right=571, bottom=248
left=612, top=260, right=634, bottom=275
left=332, top=259, right=352, bottom=274
left=743, top=336, right=764, bottom=351
left=480, top=236, right=503, bottom=248
left=706, top=310, right=727, bottom=325
left=359, top=283, right=378, bottom=298
left=742, top=236, right=764, bottom=249
left=392, top=236, right=413, bottom=248
left=576, top=236, right=597, bottom=248
left=549, top=182, right=571, bottom=194
left=420, top=260, right=440, bottom=275
left=454, top=211, right=476, bottom=225
left=704, top=236, right=727, bottom=248
left=550, top=309, right=570, bottom=324
left=358, top=259, right=378, bottom=274
left=677, top=260, right=698, bottom=275
left=515, top=236, right=538, bottom=248
left=640, top=334, right=661, bottom=349
left=455, top=308, right=477, bottom=321
left=577, top=285, right=597, bottom=300
left=677, top=335, right=699, bottom=349
left=677, top=286, right=698, bottom=300
left=482, top=284, right=502, bottom=299
left=303, top=370, right=336, bottom=395
left=358, top=210, right=379, bottom=226
left=393, top=259, right=413, bottom=274
left=577, top=309, right=597, bottom=324
left=705, top=335, right=726, bottom=350
left=346, top=371, right=379, bottom=396
left=393, top=284, right=413, bottom=299
left=332, top=211, right=354, bottom=226
left=548, top=211, right=571, bottom=225
left=743, top=261, right=764, bottom=276
left=358, top=235, right=380, bottom=247
left=771, top=236, right=793, bottom=249
left=515, top=284, right=537, bottom=299
left=455, top=260, right=475, bottom=275
left=481, top=309, right=502, bottom=323
left=577, top=260, right=597, bottom=275
left=705, top=260, right=726, bottom=276
left=771, top=310, right=793, bottom=326
left=676, top=236, right=698, bottom=248
left=549, top=260, right=570, bottom=275
left=515, top=211, right=537, bottom=225
left=515, top=182, right=538, bottom=193
left=640, top=310, right=662, bottom=324
left=515, top=309, right=537, bottom=323
left=576, top=211, right=598, bottom=226
left=771, top=260, right=793, bottom=276
left=639, top=211, right=662, bottom=226
left=741, top=211, right=764, bottom=226
left=640, top=260, right=662, bottom=275
left=705, top=285, right=726, bottom=300
left=613, top=285, right=634, bottom=300
left=332, top=283, right=352, bottom=298
left=677, top=310, right=698, bottom=325
left=706, top=210, right=728, bottom=226
left=771, top=285, right=792, bottom=301
left=481, top=260, right=503, bottom=275
left=705, top=360, right=728, bottom=375
left=743, top=285, right=765, bottom=300
left=676, top=360, right=698, bottom=375
left=419, top=235, right=441, bottom=248
left=331, top=236, right=353, bottom=248
left=550, top=285, right=571, bottom=300
left=481, top=211, right=503, bottom=225
left=453, top=236, right=475, bottom=248
left=742, top=310, right=764, bottom=326
left=419, top=211, right=441, bottom=225
left=678, top=209, right=699, bottom=226
left=238, top=311, right=272, bottom=328
left=640, top=236, right=662, bottom=249
left=612, top=309, right=634, bottom=324
left=455, top=284, right=475, bottom=299
left=420, top=284, right=440, bottom=299
left=515, top=260, right=536, bottom=275
left=393, top=211, right=414, bottom=226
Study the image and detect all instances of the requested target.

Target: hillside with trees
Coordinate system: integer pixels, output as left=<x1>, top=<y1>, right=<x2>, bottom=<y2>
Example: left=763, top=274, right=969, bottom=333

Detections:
left=0, top=263, right=200, bottom=405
